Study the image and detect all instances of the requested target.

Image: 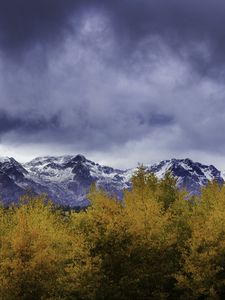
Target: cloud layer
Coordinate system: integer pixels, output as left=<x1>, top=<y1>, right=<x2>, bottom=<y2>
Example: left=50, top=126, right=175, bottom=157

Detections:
left=0, top=0, right=225, bottom=168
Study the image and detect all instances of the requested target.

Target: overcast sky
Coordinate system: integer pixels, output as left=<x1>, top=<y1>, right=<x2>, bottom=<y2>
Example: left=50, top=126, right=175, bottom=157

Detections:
left=0, top=0, right=225, bottom=169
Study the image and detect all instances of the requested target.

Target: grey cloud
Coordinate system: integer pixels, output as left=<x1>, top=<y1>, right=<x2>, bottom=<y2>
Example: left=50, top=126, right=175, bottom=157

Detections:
left=1, top=0, right=225, bottom=74
left=104, top=0, right=225, bottom=71
left=0, top=111, right=60, bottom=136
left=0, top=28, right=222, bottom=157
left=0, top=0, right=79, bottom=55
left=0, top=1, right=225, bottom=168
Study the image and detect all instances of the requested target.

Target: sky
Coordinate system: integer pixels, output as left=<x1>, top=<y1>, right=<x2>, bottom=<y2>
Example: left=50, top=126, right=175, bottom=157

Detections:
left=0, top=0, right=225, bottom=169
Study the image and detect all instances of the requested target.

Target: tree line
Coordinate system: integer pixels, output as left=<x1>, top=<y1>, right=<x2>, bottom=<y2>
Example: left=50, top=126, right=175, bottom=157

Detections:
left=1, top=166, right=225, bottom=299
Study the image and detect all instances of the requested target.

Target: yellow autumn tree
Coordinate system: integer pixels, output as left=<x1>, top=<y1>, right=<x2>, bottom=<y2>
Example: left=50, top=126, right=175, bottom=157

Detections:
left=176, top=181, right=225, bottom=299
left=68, top=186, right=131, bottom=300
left=2, top=166, right=225, bottom=299
left=0, top=194, right=86, bottom=300
left=124, top=167, right=183, bottom=299
left=66, top=167, right=186, bottom=299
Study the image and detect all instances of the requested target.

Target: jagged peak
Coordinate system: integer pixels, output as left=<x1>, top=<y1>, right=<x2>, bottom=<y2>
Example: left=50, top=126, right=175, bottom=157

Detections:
left=26, top=155, right=74, bottom=165
left=155, top=158, right=208, bottom=167
left=0, top=154, right=223, bottom=207
left=0, top=156, right=13, bottom=163
left=70, top=154, right=87, bottom=163
left=0, top=157, right=24, bottom=168
left=27, top=154, right=88, bottom=164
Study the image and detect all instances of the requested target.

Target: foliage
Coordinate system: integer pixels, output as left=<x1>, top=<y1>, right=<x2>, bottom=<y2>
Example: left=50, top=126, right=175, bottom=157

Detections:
left=1, top=167, right=225, bottom=299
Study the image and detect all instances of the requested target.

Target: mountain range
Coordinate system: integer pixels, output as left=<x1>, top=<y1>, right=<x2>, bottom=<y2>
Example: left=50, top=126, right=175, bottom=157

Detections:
left=0, top=155, right=223, bottom=207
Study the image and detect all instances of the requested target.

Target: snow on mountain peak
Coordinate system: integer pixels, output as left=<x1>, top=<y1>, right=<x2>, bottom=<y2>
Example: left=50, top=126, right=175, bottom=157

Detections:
left=0, top=156, right=13, bottom=163
left=0, top=155, right=223, bottom=207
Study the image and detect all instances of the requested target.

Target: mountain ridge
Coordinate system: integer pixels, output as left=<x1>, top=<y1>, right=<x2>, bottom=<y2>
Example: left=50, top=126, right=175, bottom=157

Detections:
left=0, top=155, right=223, bottom=207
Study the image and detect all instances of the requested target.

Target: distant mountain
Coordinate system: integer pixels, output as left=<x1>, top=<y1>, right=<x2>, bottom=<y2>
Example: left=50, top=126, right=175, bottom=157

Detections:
left=0, top=155, right=223, bottom=207
left=145, top=158, right=224, bottom=195
left=22, top=154, right=130, bottom=207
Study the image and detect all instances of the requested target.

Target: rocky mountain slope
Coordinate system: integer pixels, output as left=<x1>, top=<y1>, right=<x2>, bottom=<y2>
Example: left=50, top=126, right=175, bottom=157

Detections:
left=0, top=155, right=223, bottom=207
left=146, top=158, right=224, bottom=195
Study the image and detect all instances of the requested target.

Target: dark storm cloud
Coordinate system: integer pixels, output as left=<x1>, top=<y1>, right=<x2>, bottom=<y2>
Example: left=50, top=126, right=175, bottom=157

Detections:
left=0, top=2, right=221, bottom=53
left=0, top=111, right=60, bottom=135
left=0, top=102, right=174, bottom=147
left=0, top=0, right=225, bottom=167
left=1, top=0, right=225, bottom=72
left=0, top=0, right=79, bottom=54
left=100, top=0, right=225, bottom=75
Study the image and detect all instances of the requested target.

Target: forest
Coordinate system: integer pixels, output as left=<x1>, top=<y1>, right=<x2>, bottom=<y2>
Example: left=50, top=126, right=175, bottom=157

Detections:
left=1, top=166, right=225, bottom=300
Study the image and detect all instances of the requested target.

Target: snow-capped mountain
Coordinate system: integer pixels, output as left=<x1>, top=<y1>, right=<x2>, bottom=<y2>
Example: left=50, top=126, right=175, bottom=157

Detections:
left=146, top=158, right=224, bottom=195
left=0, top=155, right=223, bottom=207
left=22, top=154, right=130, bottom=207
